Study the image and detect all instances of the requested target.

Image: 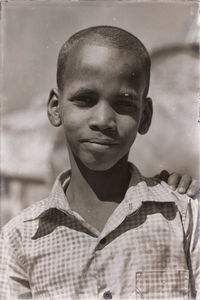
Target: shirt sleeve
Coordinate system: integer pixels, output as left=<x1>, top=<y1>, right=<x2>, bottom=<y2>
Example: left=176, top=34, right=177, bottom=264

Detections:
left=0, top=228, right=32, bottom=299
left=186, top=197, right=200, bottom=299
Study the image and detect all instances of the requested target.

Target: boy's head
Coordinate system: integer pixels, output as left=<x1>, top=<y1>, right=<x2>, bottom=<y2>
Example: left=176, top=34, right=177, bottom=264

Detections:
left=57, top=26, right=151, bottom=98
left=48, top=26, right=153, bottom=171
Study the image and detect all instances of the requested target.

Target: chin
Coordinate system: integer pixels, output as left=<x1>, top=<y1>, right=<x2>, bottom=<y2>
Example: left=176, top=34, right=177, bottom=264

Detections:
left=82, top=159, right=117, bottom=171
left=71, top=150, right=128, bottom=172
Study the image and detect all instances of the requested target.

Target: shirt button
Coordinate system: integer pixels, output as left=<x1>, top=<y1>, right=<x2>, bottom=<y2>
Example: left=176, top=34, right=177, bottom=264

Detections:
left=103, top=291, right=112, bottom=299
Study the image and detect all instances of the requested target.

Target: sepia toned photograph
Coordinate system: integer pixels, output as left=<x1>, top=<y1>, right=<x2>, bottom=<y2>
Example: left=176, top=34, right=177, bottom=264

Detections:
left=0, top=1, right=199, bottom=299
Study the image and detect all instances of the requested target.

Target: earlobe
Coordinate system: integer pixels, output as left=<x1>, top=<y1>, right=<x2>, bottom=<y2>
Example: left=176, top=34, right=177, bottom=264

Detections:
left=138, top=97, right=153, bottom=135
left=47, top=88, right=62, bottom=127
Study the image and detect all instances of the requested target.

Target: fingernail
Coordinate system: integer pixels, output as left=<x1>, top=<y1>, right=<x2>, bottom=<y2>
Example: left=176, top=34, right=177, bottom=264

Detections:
left=187, top=190, right=193, bottom=197
left=170, top=185, right=176, bottom=190
left=178, top=187, right=184, bottom=193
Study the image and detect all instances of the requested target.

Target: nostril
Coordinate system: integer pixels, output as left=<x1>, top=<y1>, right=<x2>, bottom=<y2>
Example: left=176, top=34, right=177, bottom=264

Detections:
left=89, top=121, right=117, bottom=132
left=90, top=124, right=100, bottom=131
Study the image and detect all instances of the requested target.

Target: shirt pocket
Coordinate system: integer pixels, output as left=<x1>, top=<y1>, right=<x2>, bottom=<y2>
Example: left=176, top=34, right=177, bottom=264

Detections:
left=136, top=270, right=189, bottom=299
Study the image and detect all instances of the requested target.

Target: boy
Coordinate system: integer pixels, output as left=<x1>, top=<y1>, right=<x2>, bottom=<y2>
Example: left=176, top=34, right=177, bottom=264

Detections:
left=0, top=26, right=199, bottom=300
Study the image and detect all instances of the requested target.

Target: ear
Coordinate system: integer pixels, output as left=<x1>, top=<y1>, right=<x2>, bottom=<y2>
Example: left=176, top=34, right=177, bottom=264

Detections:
left=47, top=88, right=62, bottom=127
left=138, top=97, right=153, bottom=135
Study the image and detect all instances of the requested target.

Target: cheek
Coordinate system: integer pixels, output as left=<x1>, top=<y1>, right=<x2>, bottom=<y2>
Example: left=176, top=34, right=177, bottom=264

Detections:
left=61, top=110, right=89, bottom=153
left=60, top=115, right=78, bottom=144
left=118, top=116, right=140, bottom=143
left=61, top=104, right=84, bottom=133
left=62, top=120, right=80, bottom=143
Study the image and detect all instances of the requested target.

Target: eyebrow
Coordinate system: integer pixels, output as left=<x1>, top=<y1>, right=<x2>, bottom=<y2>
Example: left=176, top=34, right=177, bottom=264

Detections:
left=68, top=87, right=139, bottom=101
left=68, top=88, right=98, bottom=98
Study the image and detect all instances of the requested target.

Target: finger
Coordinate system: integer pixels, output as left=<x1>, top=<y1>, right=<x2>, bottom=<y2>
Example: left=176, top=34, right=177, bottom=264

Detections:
left=167, top=173, right=181, bottom=190
left=154, top=170, right=169, bottom=182
left=177, top=174, right=192, bottom=194
left=186, top=179, right=199, bottom=198
left=158, top=170, right=170, bottom=182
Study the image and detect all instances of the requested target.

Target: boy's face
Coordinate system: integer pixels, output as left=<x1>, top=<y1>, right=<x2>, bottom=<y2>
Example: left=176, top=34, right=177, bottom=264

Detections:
left=49, top=43, right=152, bottom=171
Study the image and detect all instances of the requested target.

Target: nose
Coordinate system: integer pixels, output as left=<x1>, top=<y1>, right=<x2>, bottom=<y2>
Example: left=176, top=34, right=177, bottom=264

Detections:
left=89, top=101, right=117, bottom=131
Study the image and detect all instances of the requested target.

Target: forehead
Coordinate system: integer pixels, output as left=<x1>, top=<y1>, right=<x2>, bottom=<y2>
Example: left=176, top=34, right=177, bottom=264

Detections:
left=69, top=42, right=144, bottom=72
left=63, top=43, right=146, bottom=93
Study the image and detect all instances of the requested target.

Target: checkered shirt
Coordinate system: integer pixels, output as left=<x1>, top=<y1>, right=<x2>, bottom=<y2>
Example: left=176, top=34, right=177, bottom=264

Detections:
left=0, top=163, right=199, bottom=300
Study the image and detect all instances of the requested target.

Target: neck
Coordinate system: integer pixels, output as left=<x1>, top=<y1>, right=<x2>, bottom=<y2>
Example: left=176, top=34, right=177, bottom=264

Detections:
left=67, top=153, right=131, bottom=207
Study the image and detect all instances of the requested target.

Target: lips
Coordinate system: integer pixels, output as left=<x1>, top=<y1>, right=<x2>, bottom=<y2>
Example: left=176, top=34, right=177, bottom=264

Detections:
left=80, top=138, right=120, bottom=145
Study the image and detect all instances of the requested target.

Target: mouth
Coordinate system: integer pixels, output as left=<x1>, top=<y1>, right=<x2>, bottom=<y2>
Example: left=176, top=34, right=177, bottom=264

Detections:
left=80, top=138, right=120, bottom=152
left=80, top=138, right=120, bottom=146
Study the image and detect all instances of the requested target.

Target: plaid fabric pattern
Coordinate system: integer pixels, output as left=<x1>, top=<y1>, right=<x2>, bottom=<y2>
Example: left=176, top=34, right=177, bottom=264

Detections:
left=0, top=163, right=199, bottom=300
left=136, top=271, right=189, bottom=299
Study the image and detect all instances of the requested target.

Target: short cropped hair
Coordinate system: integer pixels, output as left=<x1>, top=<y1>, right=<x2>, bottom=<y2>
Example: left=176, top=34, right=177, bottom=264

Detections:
left=57, top=25, right=151, bottom=97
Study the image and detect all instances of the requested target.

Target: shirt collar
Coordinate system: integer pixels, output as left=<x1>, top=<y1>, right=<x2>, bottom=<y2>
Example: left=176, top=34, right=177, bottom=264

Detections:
left=23, top=170, right=71, bottom=222
left=24, top=163, right=177, bottom=222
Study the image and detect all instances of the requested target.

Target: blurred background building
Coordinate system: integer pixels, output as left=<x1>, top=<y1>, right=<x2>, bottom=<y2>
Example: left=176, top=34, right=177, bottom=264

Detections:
left=1, top=1, right=199, bottom=226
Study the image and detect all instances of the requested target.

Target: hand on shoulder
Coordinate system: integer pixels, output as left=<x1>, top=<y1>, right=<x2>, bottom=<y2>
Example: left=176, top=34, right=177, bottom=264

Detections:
left=156, top=170, right=199, bottom=198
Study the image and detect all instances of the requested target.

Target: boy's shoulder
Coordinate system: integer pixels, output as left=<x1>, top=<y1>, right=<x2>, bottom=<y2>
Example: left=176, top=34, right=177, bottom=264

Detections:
left=1, top=197, right=50, bottom=236
left=131, top=170, right=199, bottom=237
left=143, top=174, right=199, bottom=231
left=129, top=163, right=198, bottom=218
left=147, top=175, right=196, bottom=210
left=1, top=169, right=71, bottom=236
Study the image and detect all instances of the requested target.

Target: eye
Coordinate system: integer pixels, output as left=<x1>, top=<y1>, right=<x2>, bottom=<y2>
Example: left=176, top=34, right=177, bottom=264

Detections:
left=114, top=98, right=139, bottom=112
left=69, top=95, right=96, bottom=107
left=116, top=100, right=135, bottom=107
left=112, top=94, right=140, bottom=115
